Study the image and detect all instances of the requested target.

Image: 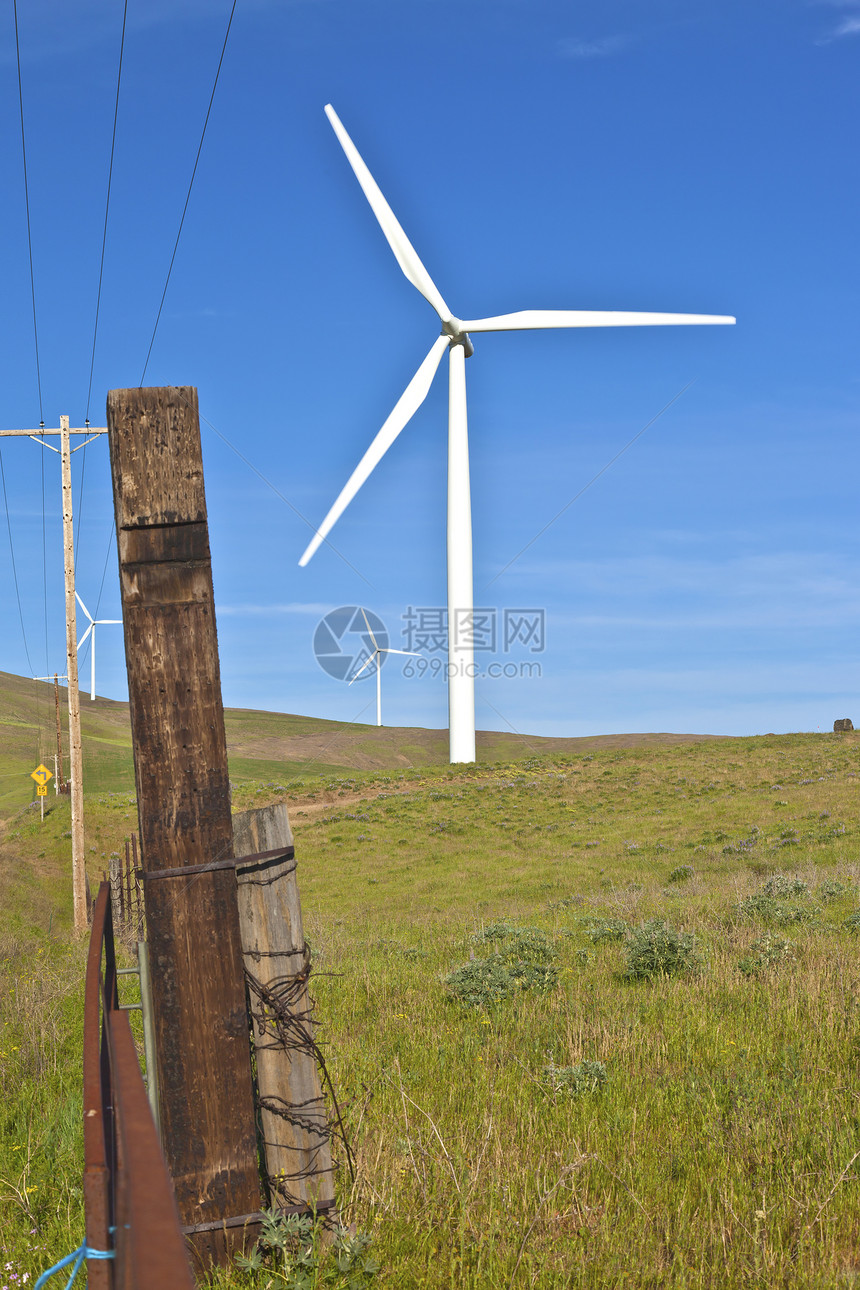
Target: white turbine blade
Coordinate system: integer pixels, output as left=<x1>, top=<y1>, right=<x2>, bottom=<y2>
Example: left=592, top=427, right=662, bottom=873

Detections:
left=380, top=648, right=420, bottom=656
left=461, top=310, right=736, bottom=332
left=76, top=623, right=93, bottom=653
left=75, top=591, right=94, bottom=625
left=299, top=334, right=449, bottom=566
left=325, top=104, right=453, bottom=325
left=348, top=651, right=378, bottom=684
left=95, top=619, right=122, bottom=626
left=359, top=606, right=379, bottom=653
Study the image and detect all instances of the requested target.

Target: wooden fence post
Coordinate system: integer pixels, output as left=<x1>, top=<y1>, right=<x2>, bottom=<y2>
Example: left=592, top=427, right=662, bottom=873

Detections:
left=106, top=386, right=262, bottom=1268
left=233, top=805, right=337, bottom=1218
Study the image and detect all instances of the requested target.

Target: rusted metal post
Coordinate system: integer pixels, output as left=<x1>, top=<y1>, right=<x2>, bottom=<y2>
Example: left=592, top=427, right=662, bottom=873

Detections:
left=107, top=386, right=261, bottom=1269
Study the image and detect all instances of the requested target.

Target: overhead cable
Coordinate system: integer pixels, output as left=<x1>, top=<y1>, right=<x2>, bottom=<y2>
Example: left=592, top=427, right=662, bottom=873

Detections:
left=0, top=445, right=36, bottom=675
left=77, top=0, right=130, bottom=574
left=13, top=0, right=44, bottom=423
left=85, top=0, right=129, bottom=423
left=139, top=0, right=238, bottom=385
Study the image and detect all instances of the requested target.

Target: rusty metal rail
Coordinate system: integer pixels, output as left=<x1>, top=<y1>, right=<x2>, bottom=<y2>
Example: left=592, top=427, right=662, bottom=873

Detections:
left=84, top=882, right=195, bottom=1289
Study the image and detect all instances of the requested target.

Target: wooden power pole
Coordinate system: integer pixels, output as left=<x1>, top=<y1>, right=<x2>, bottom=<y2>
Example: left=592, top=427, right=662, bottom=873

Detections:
left=60, top=415, right=87, bottom=931
left=0, top=417, right=106, bottom=932
left=106, top=386, right=261, bottom=1268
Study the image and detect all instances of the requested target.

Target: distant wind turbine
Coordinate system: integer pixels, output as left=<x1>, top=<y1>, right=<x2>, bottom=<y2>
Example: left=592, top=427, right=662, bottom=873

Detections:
left=348, top=607, right=418, bottom=727
left=75, top=593, right=121, bottom=701
left=299, top=103, right=736, bottom=764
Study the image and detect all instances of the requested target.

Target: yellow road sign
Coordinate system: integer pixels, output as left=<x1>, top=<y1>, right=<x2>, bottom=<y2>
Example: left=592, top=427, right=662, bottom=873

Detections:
left=31, top=763, right=53, bottom=786
left=36, top=784, right=48, bottom=797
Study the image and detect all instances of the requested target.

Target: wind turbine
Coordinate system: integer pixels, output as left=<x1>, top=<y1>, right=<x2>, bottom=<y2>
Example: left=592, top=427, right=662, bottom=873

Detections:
left=75, top=593, right=122, bottom=701
left=348, top=608, right=418, bottom=727
left=300, top=103, right=736, bottom=764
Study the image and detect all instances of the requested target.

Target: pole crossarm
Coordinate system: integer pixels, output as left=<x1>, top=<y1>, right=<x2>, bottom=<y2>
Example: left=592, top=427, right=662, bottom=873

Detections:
left=0, top=426, right=107, bottom=436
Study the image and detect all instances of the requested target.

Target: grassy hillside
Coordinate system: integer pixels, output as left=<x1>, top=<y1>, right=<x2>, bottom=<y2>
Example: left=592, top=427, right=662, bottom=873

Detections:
left=0, top=667, right=717, bottom=817
left=2, top=725, right=860, bottom=1287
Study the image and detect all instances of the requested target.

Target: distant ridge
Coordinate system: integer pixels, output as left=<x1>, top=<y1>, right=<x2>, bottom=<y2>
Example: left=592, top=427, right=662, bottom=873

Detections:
left=0, top=668, right=718, bottom=817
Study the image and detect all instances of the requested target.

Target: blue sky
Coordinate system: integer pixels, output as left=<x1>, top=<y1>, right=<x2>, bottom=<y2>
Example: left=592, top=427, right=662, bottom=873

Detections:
left=0, top=0, right=857, bottom=739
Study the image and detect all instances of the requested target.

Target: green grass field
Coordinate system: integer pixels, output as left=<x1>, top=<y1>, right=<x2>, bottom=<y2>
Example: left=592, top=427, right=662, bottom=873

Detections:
left=2, top=703, right=860, bottom=1286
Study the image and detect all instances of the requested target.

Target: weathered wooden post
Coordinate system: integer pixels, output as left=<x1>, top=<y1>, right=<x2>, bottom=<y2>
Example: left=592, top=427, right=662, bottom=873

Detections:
left=106, top=386, right=262, bottom=1268
left=233, top=804, right=337, bottom=1218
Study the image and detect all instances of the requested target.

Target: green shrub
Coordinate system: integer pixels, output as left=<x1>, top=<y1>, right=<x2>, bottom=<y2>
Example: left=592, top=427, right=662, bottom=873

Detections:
left=773, top=904, right=817, bottom=926
left=668, top=865, right=694, bottom=884
left=542, top=1059, right=608, bottom=1095
left=235, top=1208, right=379, bottom=1287
left=843, top=911, right=860, bottom=934
left=738, top=934, right=795, bottom=977
left=761, top=874, right=808, bottom=898
left=580, top=916, right=627, bottom=944
left=624, top=919, right=704, bottom=980
left=818, top=879, right=850, bottom=902
left=446, top=957, right=520, bottom=1007
left=737, top=874, right=809, bottom=923
left=448, top=925, right=559, bottom=1006
left=737, top=892, right=780, bottom=920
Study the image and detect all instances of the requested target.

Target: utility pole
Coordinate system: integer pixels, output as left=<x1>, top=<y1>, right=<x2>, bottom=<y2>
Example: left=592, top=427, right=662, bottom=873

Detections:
left=106, top=386, right=261, bottom=1269
left=60, top=416, right=86, bottom=930
left=1, top=419, right=107, bottom=932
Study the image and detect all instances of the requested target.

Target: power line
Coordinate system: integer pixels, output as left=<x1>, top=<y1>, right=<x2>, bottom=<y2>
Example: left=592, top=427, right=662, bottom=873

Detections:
left=13, top=0, right=44, bottom=424
left=140, top=0, right=238, bottom=385
left=77, top=0, right=130, bottom=575
left=0, top=445, right=36, bottom=675
left=85, top=0, right=129, bottom=423
left=93, top=520, right=117, bottom=622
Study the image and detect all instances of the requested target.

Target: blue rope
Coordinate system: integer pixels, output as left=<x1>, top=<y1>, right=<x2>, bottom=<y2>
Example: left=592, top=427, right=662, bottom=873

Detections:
left=34, top=1242, right=114, bottom=1290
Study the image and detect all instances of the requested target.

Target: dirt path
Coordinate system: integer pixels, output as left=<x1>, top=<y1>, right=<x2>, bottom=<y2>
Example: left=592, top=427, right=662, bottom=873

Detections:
left=288, top=785, right=419, bottom=820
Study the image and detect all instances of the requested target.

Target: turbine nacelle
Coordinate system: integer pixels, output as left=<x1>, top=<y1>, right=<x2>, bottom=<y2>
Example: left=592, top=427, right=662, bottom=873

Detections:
left=442, top=319, right=474, bottom=357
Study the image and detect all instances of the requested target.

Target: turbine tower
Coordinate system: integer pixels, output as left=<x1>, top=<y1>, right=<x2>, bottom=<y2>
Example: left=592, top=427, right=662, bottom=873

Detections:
left=300, top=104, right=735, bottom=764
left=76, top=592, right=121, bottom=702
left=348, top=608, right=417, bottom=727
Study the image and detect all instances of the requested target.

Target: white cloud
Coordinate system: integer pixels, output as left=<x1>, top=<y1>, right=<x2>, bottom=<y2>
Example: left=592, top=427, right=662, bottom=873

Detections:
left=816, top=10, right=860, bottom=43
left=558, top=34, right=631, bottom=60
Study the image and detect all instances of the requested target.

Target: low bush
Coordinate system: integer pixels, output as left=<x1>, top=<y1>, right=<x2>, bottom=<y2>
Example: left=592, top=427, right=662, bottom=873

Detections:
left=580, top=916, right=627, bottom=944
left=761, top=874, right=808, bottom=898
left=447, top=925, right=558, bottom=1006
left=738, top=933, right=795, bottom=977
left=819, top=879, right=850, bottom=902
left=235, top=1208, right=379, bottom=1286
left=542, top=1059, right=608, bottom=1095
left=668, top=865, right=694, bottom=884
left=624, top=919, right=704, bottom=980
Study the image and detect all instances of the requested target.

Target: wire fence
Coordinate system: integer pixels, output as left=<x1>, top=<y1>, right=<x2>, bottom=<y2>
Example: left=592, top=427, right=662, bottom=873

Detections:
left=109, top=836, right=144, bottom=942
